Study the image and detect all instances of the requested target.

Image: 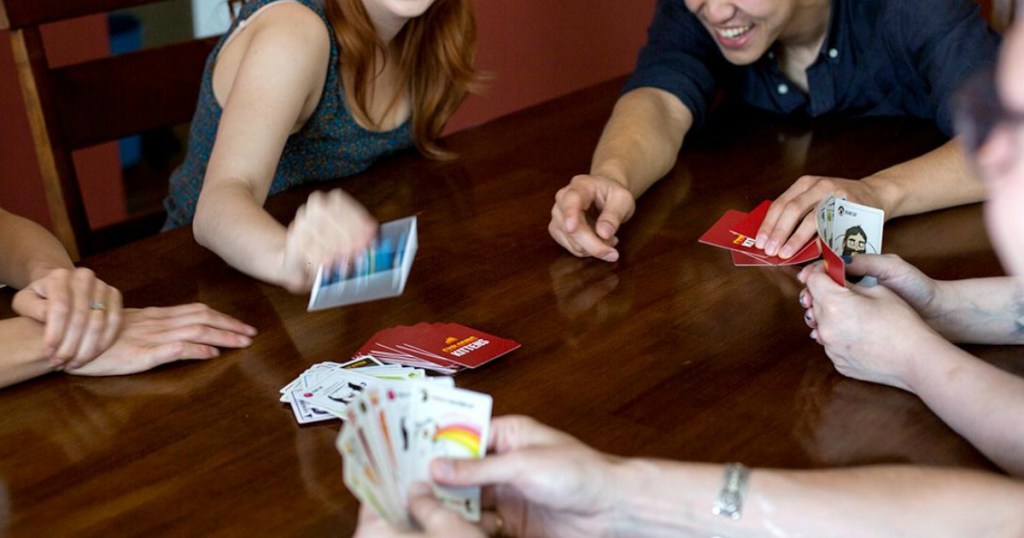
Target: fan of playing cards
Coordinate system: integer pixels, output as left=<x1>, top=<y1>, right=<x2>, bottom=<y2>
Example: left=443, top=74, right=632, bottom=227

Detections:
left=700, top=193, right=884, bottom=284
left=336, top=380, right=493, bottom=527
left=815, top=193, right=884, bottom=285
left=308, top=216, right=418, bottom=311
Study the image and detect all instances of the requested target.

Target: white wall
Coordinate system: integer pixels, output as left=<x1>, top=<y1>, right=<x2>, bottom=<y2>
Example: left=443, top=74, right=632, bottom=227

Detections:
left=191, top=0, right=232, bottom=38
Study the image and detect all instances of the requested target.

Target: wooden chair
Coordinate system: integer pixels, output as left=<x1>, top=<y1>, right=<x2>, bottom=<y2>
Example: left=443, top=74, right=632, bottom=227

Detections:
left=0, top=0, right=218, bottom=259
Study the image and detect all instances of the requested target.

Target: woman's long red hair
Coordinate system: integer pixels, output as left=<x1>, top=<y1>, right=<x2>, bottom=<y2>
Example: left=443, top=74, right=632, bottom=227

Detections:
left=328, top=0, right=479, bottom=159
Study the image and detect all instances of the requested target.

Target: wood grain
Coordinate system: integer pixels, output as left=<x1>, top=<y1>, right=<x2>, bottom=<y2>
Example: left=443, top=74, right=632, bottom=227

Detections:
left=0, top=78, right=1013, bottom=536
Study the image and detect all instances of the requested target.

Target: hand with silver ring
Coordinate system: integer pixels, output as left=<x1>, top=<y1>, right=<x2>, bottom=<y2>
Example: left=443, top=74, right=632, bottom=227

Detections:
left=12, top=267, right=124, bottom=369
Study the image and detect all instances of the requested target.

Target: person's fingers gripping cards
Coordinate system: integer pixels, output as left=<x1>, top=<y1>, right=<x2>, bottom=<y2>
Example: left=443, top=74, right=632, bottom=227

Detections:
left=699, top=201, right=820, bottom=266
left=308, top=216, right=418, bottom=311
left=815, top=194, right=885, bottom=285
left=336, top=381, right=492, bottom=528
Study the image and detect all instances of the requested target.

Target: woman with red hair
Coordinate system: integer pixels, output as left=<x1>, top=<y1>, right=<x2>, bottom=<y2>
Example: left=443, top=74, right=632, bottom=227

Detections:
left=164, top=0, right=479, bottom=293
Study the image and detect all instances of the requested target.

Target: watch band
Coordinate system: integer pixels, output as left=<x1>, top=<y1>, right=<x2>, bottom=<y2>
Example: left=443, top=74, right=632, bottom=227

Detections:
left=712, top=463, right=750, bottom=520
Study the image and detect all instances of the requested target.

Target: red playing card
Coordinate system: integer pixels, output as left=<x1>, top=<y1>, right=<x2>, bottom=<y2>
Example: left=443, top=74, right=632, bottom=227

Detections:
left=422, top=323, right=520, bottom=368
left=701, top=210, right=822, bottom=266
left=731, top=251, right=770, bottom=266
left=356, top=323, right=519, bottom=370
left=822, top=245, right=846, bottom=286
left=731, top=200, right=772, bottom=238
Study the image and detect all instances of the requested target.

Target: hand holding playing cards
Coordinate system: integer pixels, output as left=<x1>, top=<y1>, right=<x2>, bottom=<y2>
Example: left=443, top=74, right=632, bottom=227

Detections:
left=431, top=415, right=620, bottom=537
left=798, top=262, right=946, bottom=392
left=282, top=189, right=377, bottom=293
left=12, top=267, right=124, bottom=370
left=758, top=175, right=883, bottom=259
left=354, top=485, right=485, bottom=538
left=63, top=303, right=256, bottom=377
left=549, top=174, right=634, bottom=262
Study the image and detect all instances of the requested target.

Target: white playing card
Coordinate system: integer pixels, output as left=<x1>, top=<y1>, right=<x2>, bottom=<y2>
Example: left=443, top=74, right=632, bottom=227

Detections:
left=405, top=383, right=492, bottom=522
left=308, top=216, right=419, bottom=311
left=831, top=199, right=884, bottom=256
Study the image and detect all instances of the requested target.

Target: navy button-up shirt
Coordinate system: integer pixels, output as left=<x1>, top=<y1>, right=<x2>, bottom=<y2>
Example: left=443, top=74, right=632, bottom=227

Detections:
left=624, top=0, right=1001, bottom=136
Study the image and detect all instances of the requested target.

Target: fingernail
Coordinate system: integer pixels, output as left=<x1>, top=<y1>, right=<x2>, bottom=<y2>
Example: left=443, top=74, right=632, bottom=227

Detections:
left=601, top=251, right=619, bottom=263
left=766, top=241, right=779, bottom=256
left=755, top=233, right=768, bottom=249
left=779, top=246, right=794, bottom=259
left=798, top=291, right=808, bottom=308
left=408, top=482, right=432, bottom=497
left=803, top=310, right=812, bottom=322
left=431, top=458, right=454, bottom=479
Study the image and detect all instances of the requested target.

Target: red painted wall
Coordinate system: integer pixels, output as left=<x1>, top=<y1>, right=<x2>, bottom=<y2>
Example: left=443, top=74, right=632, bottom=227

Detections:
left=0, top=1, right=655, bottom=232
left=448, top=0, right=655, bottom=132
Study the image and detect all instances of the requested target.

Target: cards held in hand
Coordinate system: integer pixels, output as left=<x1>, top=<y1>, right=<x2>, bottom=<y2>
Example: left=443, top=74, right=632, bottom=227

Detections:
left=699, top=200, right=821, bottom=266
left=815, top=193, right=884, bottom=285
left=308, top=216, right=418, bottom=311
left=337, top=380, right=493, bottom=527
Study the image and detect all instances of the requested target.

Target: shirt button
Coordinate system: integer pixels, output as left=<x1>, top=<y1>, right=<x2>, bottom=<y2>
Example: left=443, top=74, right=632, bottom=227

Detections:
left=777, top=83, right=789, bottom=95
left=828, top=48, right=838, bottom=58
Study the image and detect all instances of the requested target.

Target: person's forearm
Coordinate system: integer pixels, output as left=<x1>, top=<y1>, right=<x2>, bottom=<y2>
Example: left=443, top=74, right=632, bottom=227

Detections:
left=193, top=182, right=296, bottom=290
left=905, top=337, right=1024, bottom=477
left=862, top=138, right=984, bottom=219
left=0, top=317, right=57, bottom=388
left=927, top=277, right=1024, bottom=344
left=0, top=210, right=75, bottom=288
left=590, top=88, right=692, bottom=199
left=611, top=459, right=1024, bottom=537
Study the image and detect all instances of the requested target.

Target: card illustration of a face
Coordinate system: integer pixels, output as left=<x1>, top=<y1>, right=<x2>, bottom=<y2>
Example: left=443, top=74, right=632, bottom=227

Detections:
left=832, top=199, right=884, bottom=256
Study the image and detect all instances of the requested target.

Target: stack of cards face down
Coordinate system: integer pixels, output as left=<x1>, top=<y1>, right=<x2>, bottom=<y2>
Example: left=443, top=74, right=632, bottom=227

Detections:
left=700, top=194, right=884, bottom=284
left=357, top=323, right=521, bottom=374
left=336, top=380, right=492, bottom=528
left=308, top=216, right=418, bottom=311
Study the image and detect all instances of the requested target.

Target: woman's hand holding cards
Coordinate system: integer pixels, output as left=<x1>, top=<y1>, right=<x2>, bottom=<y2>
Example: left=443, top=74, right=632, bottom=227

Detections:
left=758, top=175, right=885, bottom=259
left=282, top=189, right=377, bottom=294
left=430, top=415, right=621, bottom=538
left=798, top=261, right=946, bottom=392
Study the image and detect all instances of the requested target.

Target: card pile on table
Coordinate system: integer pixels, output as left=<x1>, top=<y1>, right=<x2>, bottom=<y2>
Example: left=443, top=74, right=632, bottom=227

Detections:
left=280, top=356, right=437, bottom=424
left=336, top=380, right=493, bottom=527
left=357, top=322, right=521, bottom=374
left=308, top=216, right=418, bottom=311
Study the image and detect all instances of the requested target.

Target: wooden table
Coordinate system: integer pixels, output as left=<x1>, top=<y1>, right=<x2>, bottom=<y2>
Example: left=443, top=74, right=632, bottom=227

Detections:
left=0, top=78, right=1016, bottom=536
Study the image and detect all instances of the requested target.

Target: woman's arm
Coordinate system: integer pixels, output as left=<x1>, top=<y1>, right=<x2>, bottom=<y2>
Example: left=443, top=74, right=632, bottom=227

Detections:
left=611, top=460, right=1024, bottom=538
left=0, top=208, right=74, bottom=288
left=192, top=4, right=338, bottom=291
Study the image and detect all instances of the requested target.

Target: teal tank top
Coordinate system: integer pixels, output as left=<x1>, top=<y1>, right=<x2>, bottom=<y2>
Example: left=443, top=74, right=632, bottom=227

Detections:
left=163, top=0, right=413, bottom=229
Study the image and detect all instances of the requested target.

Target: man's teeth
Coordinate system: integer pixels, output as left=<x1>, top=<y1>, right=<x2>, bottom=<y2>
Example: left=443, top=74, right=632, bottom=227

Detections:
left=717, top=25, right=752, bottom=39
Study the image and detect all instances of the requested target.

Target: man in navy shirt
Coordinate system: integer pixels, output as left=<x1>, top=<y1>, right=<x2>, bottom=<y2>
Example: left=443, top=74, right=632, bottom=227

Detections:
left=548, top=0, right=1000, bottom=262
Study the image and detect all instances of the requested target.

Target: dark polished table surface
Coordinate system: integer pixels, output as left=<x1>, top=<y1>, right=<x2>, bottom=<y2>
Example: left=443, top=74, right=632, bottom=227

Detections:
left=0, top=78, right=1018, bottom=536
